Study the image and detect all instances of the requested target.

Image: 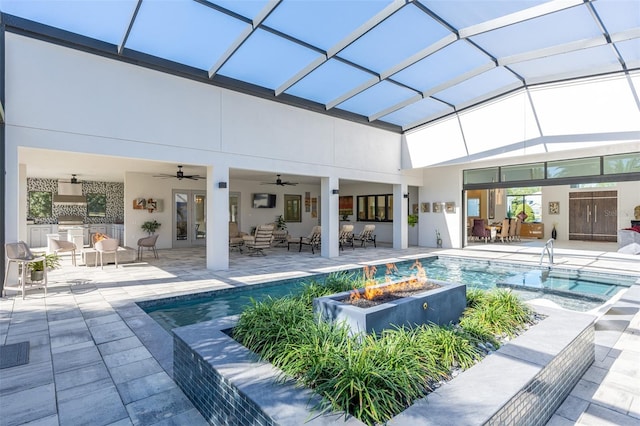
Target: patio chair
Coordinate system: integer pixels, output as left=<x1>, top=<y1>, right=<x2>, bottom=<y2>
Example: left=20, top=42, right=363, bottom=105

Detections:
left=50, top=239, right=77, bottom=266
left=95, top=238, right=119, bottom=269
left=243, top=224, right=274, bottom=256
left=137, top=234, right=159, bottom=261
left=471, top=219, right=491, bottom=243
left=339, top=224, right=354, bottom=250
left=289, top=226, right=321, bottom=254
left=3, top=241, right=48, bottom=299
left=353, top=224, right=376, bottom=248
left=229, top=222, right=247, bottom=252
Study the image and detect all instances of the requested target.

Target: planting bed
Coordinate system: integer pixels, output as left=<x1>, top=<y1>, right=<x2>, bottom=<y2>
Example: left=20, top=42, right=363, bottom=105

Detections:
left=173, top=301, right=595, bottom=426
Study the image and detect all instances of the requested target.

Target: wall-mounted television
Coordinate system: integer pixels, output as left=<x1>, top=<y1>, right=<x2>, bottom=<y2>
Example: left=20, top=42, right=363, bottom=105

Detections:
left=252, top=193, right=277, bottom=208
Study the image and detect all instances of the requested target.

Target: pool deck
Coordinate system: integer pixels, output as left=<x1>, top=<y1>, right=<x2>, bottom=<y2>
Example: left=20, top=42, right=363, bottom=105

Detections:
left=1, top=240, right=639, bottom=425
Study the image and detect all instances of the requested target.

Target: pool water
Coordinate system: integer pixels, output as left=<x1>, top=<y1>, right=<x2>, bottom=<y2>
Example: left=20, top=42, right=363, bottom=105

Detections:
left=142, top=256, right=637, bottom=332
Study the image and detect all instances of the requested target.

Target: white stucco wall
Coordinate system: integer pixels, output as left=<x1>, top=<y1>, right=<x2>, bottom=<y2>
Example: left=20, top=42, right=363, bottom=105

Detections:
left=4, top=33, right=422, bottom=262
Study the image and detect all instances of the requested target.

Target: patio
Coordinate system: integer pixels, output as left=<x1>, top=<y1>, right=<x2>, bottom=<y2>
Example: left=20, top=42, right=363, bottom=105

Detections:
left=1, top=241, right=639, bottom=425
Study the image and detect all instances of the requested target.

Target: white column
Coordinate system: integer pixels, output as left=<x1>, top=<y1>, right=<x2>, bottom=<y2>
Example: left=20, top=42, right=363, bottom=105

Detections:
left=393, top=183, right=408, bottom=249
left=320, top=176, right=339, bottom=258
left=206, top=164, right=229, bottom=270
left=5, top=141, right=20, bottom=244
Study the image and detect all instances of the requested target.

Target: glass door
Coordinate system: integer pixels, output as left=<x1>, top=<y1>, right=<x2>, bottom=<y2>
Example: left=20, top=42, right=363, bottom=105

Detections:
left=173, top=190, right=206, bottom=248
left=229, top=192, right=240, bottom=225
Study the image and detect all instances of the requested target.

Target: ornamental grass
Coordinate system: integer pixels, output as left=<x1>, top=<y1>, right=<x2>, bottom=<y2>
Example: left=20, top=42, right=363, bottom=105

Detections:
left=233, top=273, right=533, bottom=426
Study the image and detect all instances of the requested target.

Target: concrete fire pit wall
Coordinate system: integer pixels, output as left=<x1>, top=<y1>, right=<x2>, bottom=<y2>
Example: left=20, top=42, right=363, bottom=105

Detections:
left=312, top=280, right=466, bottom=335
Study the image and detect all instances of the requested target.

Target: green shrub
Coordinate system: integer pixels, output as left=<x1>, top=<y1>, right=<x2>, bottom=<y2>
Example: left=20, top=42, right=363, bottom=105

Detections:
left=462, top=289, right=531, bottom=337
left=414, top=325, right=481, bottom=370
left=234, top=283, right=533, bottom=425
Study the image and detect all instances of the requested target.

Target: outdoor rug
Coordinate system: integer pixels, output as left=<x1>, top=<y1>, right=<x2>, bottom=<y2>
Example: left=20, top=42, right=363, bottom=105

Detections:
left=0, top=341, right=30, bottom=369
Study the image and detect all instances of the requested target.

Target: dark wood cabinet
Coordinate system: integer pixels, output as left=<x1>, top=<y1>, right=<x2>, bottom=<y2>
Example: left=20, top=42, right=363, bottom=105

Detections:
left=569, top=191, right=617, bottom=242
left=520, top=223, right=544, bottom=239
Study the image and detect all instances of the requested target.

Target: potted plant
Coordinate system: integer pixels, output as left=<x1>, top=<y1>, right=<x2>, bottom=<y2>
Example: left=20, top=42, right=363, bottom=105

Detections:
left=275, top=215, right=287, bottom=231
left=141, top=220, right=161, bottom=235
left=408, top=214, right=418, bottom=227
left=28, top=252, right=61, bottom=282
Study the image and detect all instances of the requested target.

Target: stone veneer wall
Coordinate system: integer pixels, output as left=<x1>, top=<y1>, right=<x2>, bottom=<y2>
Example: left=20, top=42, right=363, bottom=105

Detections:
left=173, top=304, right=595, bottom=426
left=27, top=177, right=124, bottom=224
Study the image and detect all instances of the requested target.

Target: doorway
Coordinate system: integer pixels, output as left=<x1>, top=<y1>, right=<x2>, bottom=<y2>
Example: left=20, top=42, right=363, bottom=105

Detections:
left=173, top=190, right=206, bottom=248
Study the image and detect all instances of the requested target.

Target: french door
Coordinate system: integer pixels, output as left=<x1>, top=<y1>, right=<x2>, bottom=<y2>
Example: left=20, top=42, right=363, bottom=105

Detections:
left=173, top=190, right=206, bottom=248
left=569, top=191, right=617, bottom=242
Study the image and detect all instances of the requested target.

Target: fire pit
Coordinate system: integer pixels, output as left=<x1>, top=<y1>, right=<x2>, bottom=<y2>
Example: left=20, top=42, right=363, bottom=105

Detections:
left=313, top=262, right=466, bottom=335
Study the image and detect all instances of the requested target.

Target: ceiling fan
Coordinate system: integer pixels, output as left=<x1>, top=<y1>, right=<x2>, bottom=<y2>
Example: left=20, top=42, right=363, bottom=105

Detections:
left=153, top=165, right=204, bottom=181
left=261, top=174, right=298, bottom=186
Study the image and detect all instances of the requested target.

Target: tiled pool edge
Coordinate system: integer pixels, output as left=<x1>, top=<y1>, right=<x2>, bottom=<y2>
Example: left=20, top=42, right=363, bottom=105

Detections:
left=173, top=304, right=595, bottom=426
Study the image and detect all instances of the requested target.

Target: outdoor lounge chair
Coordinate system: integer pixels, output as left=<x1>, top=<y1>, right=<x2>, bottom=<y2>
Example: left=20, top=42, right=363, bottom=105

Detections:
left=353, top=224, right=376, bottom=248
left=229, top=222, right=247, bottom=252
left=339, top=224, right=354, bottom=250
left=289, top=226, right=321, bottom=254
left=243, top=224, right=274, bottom=256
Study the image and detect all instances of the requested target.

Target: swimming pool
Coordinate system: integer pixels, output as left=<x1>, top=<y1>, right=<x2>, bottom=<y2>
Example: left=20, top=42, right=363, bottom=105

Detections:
left=141, top=256, right=638, bottom=332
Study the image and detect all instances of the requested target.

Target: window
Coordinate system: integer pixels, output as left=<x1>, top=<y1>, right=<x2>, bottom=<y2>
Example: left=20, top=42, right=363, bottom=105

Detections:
left=357, top=194, right=393, bottom=222
left=463, top=167, right=499, bottom=184
left=87, top=193, right=107, bottom=217
left=28, top=191, right=52, bottom=218
left=284, top=194, right=301, bottom=222
left=501, top=163, right=544, bottom=181
left=603, top=152, right=640, bottom=174
left=506, top=187, right=542, bottom=223
left=547, top=157, right=600, bottom=179
left=467, top=197, right=480, bottom=217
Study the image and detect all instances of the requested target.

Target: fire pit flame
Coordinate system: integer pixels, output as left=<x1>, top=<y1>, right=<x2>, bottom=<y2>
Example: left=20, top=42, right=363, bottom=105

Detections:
left=349, top=260, right=428, bottom=302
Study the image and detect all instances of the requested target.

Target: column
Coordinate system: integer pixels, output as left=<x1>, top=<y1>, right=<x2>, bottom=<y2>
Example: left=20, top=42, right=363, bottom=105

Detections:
left=206, top=164, right=229, bottom=270
left=393, top=183, right=408, bottom=249
left=320, top=176, right=339, bottom=258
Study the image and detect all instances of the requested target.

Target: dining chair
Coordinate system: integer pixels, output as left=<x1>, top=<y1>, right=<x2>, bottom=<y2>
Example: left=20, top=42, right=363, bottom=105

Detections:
left=94, top=238, right=119, bottom=269
left=471, top=219, right=491, bottom=243
left=508, top=218, right=518, bottom=242
left=3, top=241, right=47, bottom=299
left=137, top=234, right=159, bottom=261
left=496, top=218, right=511, bottom=243
left=50, top=239, right=77, bottom=266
